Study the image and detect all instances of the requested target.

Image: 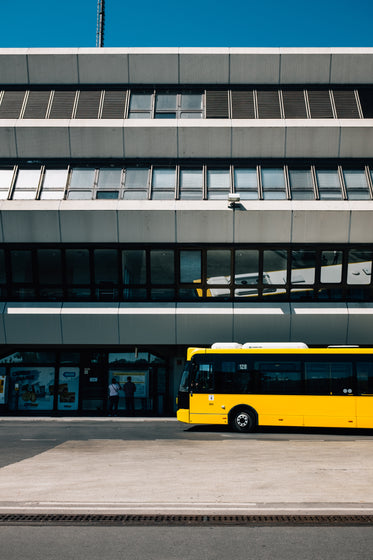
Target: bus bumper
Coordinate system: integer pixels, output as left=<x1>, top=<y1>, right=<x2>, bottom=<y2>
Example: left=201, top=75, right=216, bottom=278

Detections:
left=177, top=409, right=190, bottom=423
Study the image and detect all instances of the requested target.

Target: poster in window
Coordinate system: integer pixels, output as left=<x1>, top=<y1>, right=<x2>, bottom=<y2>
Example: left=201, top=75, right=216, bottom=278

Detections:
left=58, top=367, right=80, bottom=411
left=9, top=367, right=55, bottom=411
left=0, top=368, right=6, bottom=405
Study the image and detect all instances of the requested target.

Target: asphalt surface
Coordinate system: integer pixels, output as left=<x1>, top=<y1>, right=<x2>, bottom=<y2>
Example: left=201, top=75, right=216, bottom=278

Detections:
left=0, top=418, right=372, bottom=515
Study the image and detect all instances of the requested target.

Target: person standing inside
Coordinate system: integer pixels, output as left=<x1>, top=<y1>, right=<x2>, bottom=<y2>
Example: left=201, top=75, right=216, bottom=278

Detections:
left=123, top=376, right=136, bottom=415
left=108, top=377, right=121, bottom=416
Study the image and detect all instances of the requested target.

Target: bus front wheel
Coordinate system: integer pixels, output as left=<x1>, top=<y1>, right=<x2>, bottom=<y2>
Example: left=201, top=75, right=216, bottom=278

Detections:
left=231, top=408, right=257, bottom=433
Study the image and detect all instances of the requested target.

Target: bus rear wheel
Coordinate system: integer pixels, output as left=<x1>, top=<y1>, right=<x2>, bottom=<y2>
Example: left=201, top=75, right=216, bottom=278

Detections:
left=231, top=408, right=257, bottom=433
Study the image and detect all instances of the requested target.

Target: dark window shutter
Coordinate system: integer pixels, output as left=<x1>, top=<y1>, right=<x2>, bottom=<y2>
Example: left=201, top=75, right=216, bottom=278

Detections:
left=23, top=91, right=51, bottom=119
left=358, top=88, right=373, bottom=118
left=49, top=91, right=76, bottom=119
left=231, top=91, right=255, bottom=118
left=307, top=90, right=333, bottom=118
left=0, top=91, right=26, bottom=118
left=257, top=91, right=281, bottom=118
left=101, top=90, right=127, bottom=118
left=282, top=90, right=307, bottom=118
left=75, top=90, right=102, bottom=119
left=333, top=90, right=359, bottom=118
left=206, top=91, right=229, bottom=118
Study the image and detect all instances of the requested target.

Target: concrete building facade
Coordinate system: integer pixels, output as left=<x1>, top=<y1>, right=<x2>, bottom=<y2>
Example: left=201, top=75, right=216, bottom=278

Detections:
left=0, top=47, right=372, bottom=415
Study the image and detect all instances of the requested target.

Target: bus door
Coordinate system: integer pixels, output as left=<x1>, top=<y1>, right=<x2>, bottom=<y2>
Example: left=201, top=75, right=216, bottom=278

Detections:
left=189, top=362, right=228, bottom=425
left=303, top=361, right=357, bottom=428
left=356, top=362, right=373, bottom=429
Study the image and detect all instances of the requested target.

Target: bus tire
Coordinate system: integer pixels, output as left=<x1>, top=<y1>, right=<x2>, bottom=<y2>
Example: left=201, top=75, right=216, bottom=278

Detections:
left=230, top=407, right=257, bottom=433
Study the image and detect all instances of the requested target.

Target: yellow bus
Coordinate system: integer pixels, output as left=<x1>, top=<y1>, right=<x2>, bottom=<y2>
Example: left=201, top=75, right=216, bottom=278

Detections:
left=176, top=343, right=373, bottom=432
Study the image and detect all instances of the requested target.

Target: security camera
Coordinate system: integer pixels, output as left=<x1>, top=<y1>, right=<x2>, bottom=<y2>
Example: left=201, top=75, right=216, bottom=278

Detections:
left=228, top=193, right=240, bottom=208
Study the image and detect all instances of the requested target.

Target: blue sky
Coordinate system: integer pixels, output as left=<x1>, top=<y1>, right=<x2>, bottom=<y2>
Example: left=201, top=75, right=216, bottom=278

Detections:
left=1, top=0, right=373, bottom=48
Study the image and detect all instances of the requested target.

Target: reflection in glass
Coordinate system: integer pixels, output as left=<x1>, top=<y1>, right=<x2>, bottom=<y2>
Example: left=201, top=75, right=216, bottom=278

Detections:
left=320, top=251, right=343, bottom=283
left=150, top=251, right=174, bottom=284
left=347, top=249, right=372, bottom=285
left=263, top=250, right=287, bottom=285
left=234, top=250, right=259, bottom=296
left=206, top=250, right=231, bottom=287
left=122, top=250, right=146, bottom=284
left=94, top=249, right=118, bottom=283
left=291, top=250, right=315, bottom=284
left=180, top=251, right=201, bottom=283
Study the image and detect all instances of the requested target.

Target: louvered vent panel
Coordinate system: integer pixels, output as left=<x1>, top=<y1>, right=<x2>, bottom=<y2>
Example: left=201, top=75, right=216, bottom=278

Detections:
left=282, top=90, right=307, bottom=118
left=49, top=91, right=76, bottom=119
left=23, top=90, right=51, bottom=119
left=231, top=91, right=255, bottom=118
left=101, top=90, right=127, bottom=118
left=75, top=90, right=102, bottom=119
left=308, top=90, right=333, bottom=118
left=206, top=91, right=229, bottom=118
left=333, top=90, right=359, bottom=118
left=358, top=88, right=373, bottom=118
left=0, top=91, right=26, bottom=118
left=257, top=91, right=281, bottom=118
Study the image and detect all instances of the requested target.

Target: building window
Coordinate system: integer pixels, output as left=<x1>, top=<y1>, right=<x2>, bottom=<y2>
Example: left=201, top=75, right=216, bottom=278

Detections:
left=316, top=170, right=342, bottom=200
left=261, top=168, right=287, bottom=200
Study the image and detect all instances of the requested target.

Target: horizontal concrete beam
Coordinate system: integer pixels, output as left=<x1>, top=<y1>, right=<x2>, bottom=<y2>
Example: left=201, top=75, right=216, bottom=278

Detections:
left=1, top=120, right=373, bottom=159
left=0, top=302, right=372, bottom=346
left=1, top=48, right=373, bottom=84
left=0, top=200, right=372, bottom=244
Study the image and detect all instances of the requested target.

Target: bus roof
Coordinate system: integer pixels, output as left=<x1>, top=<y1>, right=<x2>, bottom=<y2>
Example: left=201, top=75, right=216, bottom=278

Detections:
left=186, top=346, right=373, bottom=361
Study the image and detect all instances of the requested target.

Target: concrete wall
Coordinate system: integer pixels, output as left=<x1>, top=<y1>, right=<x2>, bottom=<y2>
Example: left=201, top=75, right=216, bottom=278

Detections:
left=0, top=302, right=372, bottom=346
left=1, top=48, right=373, bottom=85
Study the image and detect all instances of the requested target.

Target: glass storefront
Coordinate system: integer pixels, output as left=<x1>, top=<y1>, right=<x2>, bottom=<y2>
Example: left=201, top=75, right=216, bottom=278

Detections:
left=0, top=348, right=170, bottom=416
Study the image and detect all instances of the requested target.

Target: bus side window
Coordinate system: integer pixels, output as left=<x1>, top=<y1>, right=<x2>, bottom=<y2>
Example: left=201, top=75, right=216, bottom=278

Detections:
left=193, top=363, right=214, bottom=393
left=357, top=362, right=373, bottom=395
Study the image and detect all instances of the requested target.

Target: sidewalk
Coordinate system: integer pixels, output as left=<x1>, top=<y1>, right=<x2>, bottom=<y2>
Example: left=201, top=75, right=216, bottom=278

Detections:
left=0, top=419, right=372, bottom=515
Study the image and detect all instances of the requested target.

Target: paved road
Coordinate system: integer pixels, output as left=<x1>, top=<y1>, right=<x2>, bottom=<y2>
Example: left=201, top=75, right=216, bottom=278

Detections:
left=0, top=418, right=372, bottom=515
left=1, top=525, right=373, bottom=560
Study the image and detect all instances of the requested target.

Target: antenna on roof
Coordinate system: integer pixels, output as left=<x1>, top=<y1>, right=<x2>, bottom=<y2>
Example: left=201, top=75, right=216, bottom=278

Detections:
left=96, top=0, right=105, bottom=47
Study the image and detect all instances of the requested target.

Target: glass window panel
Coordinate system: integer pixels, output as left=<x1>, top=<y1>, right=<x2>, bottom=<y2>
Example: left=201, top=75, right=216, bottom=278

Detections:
left=14, top=169, right=41, bottom=189
left=180, top=251, right=201, bottom=283
left=151, top=191, right=175, bottom=200
left=69, top=168, right=95, bottom=189
left=234, top=250, right=259, bottom=297
left=291, top=250, right=316, bottom=284
left=123, top=288, right=147, bottom=301
left=344, top=170, right=370, bottom=200
left=124, top=168, right=149, bottom=188
left=181, top=93, right=202, bottom=110
left=37, top=249, right=62, bottom=284
left=11, top=250, right=33, bottom=283
left=291, top=190, right=315, bottom=200
left=305, top=362, right=330, bottom=394
left=94, top=249, right=119, bottom=284
left=0, top=250, right=5, bottom=284
left=40, top=191, right=65, bottom=200
left=96, top=191, right=119, bottom=199
left=357, top=362, right=373, bottom=395
left=180, top=169, right=203, bottom=189
left=206, top=250, right=231, bottom=285
left=178, top=190, right=203, bottom=200
left=347, top=249, right=372, bottom=285
left=67, top=191, right=92, bottom=199
left=262, top=190, right=287, bottom=200
left=289, top=169, right=314, bottom=199
left=122, top=250, right=146, bottom=285
left=207, top=169, right=230, bottom=189
left=256, top=361, right=302, bottom=394
left=129, top=93, right=152, bottom=111
left=66, top=249, right=90, bottom=284
left=155, top=112, right=176, bottom=119
left=0, top=169, right=13, bottom=189
left=320, top=251, right=343, bottom=283
left=12, top=190, right=37, bottom=200
left=151, top=288, right=175, bottom=300
left=180, top=112, right=202, bottom=119
left=263, top=250, right=287, bottom=285
left=261, top=168, right=285, bottom=189
left=65, top=287, right=91, bottom=300
left=152, top=168, right=176, bottom=189
left=234, top=168, right=257, bottom=190
left=97, top=168, right=122, bottom=189
left=0, top=191, right=9, bottom=199
left=155, top=93, right=177, bottom=110
left=178, top=288, right=199, bottom=300
left=317, top=170, right=342, bottom=199
left=43, top=169, right=68, bottom=189
left=150, top=250, right=174, bottom=284
left=128, top=112, right=151, bottom=119
left=122, top=190, right=148, bottom=200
